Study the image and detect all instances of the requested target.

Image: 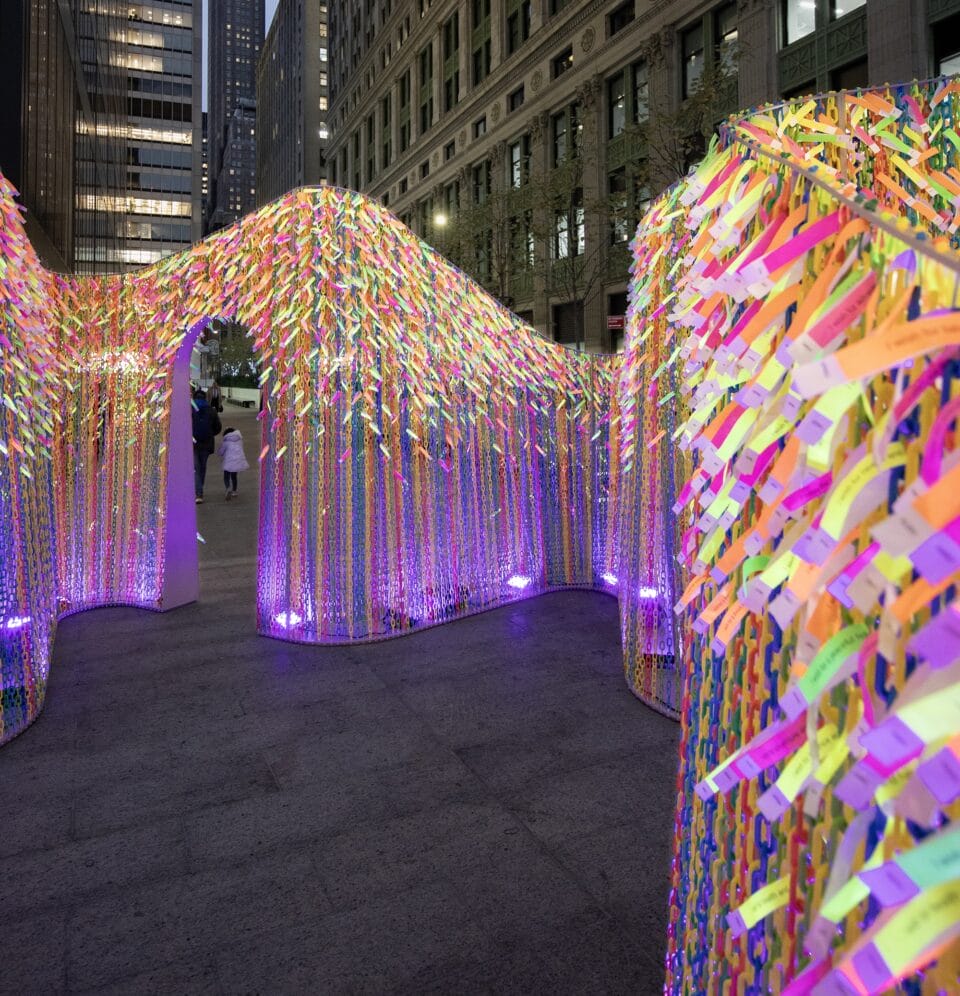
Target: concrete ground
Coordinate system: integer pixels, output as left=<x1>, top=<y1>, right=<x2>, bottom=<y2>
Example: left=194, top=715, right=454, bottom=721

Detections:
left=1, top=406, right=680, bottom=995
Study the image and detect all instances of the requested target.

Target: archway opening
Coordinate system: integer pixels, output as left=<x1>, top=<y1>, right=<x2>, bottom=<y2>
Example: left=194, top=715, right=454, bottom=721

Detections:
left=166, top=316, right=264, bottom=618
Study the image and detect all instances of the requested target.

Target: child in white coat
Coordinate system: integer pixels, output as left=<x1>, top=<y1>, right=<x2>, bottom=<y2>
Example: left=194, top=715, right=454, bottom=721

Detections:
left=218, top=427, right=250, bottom=500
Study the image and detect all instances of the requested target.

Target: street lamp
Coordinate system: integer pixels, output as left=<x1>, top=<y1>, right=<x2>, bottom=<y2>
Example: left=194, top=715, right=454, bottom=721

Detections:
left=433, top=212, right=448, bottom=227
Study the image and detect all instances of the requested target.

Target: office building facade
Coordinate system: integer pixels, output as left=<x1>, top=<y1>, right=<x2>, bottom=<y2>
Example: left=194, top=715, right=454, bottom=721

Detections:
left=74, top=0, right=202, bottom=271
left=326, top=0, right=960, bottom=353
left=256, top=0, right=330, bottom=207
left=217, top=98, right=258, bottom=220
left=208, top=0, right=265, bottom=231
left=0, top=0, right=125, bottom=271
left=201, top=110, right=210, bottom=231
left=0, top=1, right=201, bottom=274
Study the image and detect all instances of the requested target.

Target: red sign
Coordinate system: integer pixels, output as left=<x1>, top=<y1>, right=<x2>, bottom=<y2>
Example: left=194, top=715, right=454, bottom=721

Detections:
left=607, top=315, right=625, bottom=330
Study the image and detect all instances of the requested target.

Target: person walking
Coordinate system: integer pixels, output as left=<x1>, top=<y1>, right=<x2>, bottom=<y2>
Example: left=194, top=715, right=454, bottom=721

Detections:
left=217, top=425, right=249, bottom=500
left=207, top=379, right=223, bottom=412
left=192, top=387, right=221, bottom=503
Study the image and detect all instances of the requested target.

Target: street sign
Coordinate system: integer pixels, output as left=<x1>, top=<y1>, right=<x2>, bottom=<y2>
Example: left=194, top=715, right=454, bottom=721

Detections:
left=607, top=315, right=625, bottom=330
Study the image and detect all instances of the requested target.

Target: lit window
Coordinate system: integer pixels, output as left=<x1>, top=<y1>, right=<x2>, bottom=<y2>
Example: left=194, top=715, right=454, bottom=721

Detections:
left=782, top=0, right=816, bottom=45
left=681, top=24, right=704, bottom=98
left=632, top=61, right=649, bottom=124
left=831, top=0, right=865, bottom=20
left=552, top=47, right=574, bottom=78
left=608, top=73, right=626, bottom=138
left=716, top=3, right=738, bottom=73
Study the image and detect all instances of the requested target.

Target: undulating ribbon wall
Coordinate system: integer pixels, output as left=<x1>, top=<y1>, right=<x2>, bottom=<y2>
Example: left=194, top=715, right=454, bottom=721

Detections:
left=620, top=79, right=960, bottom=992
left=0, top=181, right=619, bottom=744
left=0, top=179, right=62, bottom=745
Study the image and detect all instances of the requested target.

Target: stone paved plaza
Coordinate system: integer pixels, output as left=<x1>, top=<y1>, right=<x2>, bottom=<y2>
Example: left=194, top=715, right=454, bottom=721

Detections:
left=1, top=407, right=678, bottom=995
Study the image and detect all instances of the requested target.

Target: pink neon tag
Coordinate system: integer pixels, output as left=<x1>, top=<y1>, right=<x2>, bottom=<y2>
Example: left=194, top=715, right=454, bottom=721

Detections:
left=746, top=211, right=842, bottom=282
left=782, top=957, right=832, bottom=995
left=805, top=271, right=878, bottom=350
left=810, top=968, right=862, bottom=996
left=738, top=713, right=806, bottom=778
left=920, top=394, right=960, bottom=486
left=783, top=472, right=833, bottom=514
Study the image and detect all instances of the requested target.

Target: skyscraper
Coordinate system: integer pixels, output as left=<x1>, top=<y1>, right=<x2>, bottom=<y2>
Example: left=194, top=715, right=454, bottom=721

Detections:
left=75, top=0, right=202, bottom=272
left=201, top=111, right=210, bottom=232
left=208, top=0, right=265, bottom=232
left=256, top=0, right=329, bottom=208
left=0, top=0, right=125, bottom=271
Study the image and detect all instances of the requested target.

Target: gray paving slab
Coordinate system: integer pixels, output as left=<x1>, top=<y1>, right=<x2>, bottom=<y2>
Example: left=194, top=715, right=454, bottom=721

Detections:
left=0, top=406, right=680, bottom=994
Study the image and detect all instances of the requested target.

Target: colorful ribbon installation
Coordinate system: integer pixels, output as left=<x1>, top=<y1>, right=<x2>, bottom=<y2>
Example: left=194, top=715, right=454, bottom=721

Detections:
left=0, top=175, right=623, bottom=746
left=622, top=79, right=960, bottom=992
left=5, top=72, right=960, bottom=993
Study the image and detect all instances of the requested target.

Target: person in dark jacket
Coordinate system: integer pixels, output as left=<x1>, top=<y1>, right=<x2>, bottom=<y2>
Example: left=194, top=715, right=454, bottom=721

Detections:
left=206, top=379, right=223, bottom=412
left=192, top=388, right=222, bottom=503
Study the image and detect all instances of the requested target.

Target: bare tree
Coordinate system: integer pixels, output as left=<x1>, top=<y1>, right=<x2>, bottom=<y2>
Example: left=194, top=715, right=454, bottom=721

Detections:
left=214, top=320, right=258, bottom=393
left=530, top=155, right=610, bottom=352
left=439, top=148, right=536, bottom=315
left=527, top=80, right=627, bottom=353
left=633, top=34, right=743, bottom=187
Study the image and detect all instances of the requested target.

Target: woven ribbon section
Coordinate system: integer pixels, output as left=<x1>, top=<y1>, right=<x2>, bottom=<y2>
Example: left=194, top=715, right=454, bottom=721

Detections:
left=622, top=79, right=960, bottom=993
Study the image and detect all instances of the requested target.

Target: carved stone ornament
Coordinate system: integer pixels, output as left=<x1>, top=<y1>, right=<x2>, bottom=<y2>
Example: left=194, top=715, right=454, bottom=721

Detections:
left=459, top=128, right=467, bottom=146
left=581, top=27, right=595, bottom=55
left=575, top=74, right=601, bottom=109
left=491, top=141, right=506, bottom=165
left=530, top=111, right=548, bottom=141
left=530, top=68, right=544, bottom=93
left=432, top=150, right=440, bottom=167
left=641, top=30, right=670, bottom=69
left=491, top=101, right=502, bottom=124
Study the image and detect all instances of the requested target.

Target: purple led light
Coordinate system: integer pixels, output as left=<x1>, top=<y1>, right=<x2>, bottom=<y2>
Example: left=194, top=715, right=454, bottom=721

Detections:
left=638, top=587, right=659, bottom=599
left=273, top=610, right=303, bottom=628
left=602, top=572, right=619, bottom=586
left=506, top=575, right=532, bottom=590
left=3, top=616, right=31, bottom=631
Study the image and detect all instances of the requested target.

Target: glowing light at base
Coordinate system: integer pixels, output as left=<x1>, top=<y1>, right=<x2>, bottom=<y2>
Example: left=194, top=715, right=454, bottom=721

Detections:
left=506, top=575, right=533, bottom=590
left=273, top=611, right=303, bottom=629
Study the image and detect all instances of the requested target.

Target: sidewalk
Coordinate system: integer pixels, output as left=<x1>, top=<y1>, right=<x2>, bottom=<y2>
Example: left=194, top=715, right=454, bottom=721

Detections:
left=0, top=404, right=679, bottom=994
